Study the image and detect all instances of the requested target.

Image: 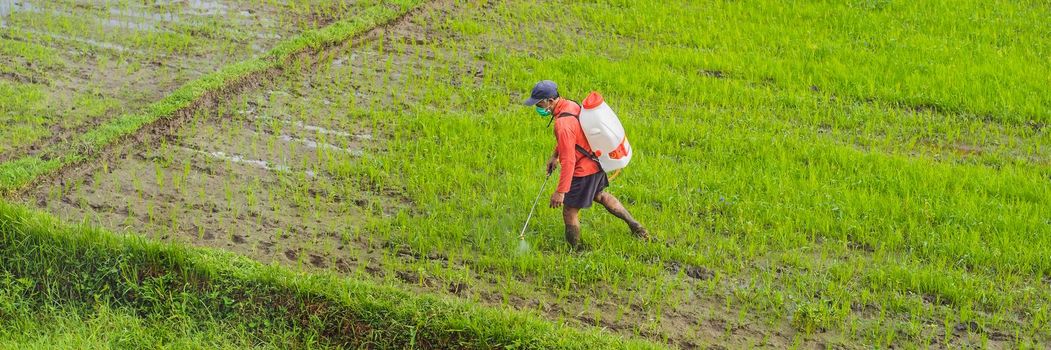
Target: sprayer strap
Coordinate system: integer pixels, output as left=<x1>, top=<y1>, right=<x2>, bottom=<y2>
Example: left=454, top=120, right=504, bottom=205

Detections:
left=555, top=102, right=603, bottom=171
left=575, top=144, right=600, bottom=163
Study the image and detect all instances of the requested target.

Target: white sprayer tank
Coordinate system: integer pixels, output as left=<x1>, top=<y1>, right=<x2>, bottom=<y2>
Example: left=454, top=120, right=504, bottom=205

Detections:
left=578, top=92, right=632, bottom=172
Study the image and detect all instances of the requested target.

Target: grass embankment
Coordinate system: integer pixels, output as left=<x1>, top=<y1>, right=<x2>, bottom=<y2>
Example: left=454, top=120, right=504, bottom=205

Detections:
left=0, top=0, right=425, bottom=194
left=0, top=201, right=659, bottom=349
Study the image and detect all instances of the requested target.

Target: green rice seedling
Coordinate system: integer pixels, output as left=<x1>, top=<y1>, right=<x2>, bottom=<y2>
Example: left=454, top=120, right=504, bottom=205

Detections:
left=3, top=0, right=1047, bottom=348
left=145, top=202, right=155, bottom=226
left=223, top=179, right=234, bottom=210
left=130, top=171, right=144, bottom=200
left=153, top=161, right=165, bottom=191
left=169, top=206, right=180, bottom=235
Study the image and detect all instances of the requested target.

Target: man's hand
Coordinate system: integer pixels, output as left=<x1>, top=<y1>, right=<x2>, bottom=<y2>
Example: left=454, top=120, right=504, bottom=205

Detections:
left=549, top=192, right=565, bottom=208
left=546, top=156, right=558, bottom=175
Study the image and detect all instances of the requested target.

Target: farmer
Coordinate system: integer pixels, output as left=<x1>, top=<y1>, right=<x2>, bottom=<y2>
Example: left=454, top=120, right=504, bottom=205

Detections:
left=523, top=80, right=650, bottom=250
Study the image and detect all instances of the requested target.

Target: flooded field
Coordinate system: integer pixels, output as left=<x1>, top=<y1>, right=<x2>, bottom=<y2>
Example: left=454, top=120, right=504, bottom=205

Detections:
left=1, top=0, right=1049, bottom=348
left=0, top=0, right=366, bottom=161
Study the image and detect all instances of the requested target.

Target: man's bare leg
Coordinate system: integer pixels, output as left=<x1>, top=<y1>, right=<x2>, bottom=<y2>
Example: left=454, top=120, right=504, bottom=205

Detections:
left=594, top=192, right=650, bottom=240
left=563, top=206, right=583, bottom=250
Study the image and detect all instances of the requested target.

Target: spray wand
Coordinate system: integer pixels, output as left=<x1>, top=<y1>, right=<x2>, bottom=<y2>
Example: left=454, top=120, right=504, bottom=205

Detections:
left=518, top=172, right=553, bottom=250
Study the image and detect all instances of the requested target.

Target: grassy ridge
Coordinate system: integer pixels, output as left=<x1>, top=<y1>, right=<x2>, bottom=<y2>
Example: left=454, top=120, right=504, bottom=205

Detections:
left=0, top=297, right=284, bottom=349
left=0, top=0, right=425, bottom=195
left=0, top=200, right=661, bottom=349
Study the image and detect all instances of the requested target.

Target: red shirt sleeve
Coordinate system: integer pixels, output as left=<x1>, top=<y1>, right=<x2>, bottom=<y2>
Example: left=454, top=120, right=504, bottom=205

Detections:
left=554, top=118, right=577, bottom=193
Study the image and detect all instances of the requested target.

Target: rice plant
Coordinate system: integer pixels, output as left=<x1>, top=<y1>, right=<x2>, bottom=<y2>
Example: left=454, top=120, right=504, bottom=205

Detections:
left=0, top=0, right=1047, bottom=348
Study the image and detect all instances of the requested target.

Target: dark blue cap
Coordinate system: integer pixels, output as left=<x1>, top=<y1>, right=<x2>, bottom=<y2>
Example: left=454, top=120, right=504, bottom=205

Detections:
left=523, top=80, right=558, bottom=106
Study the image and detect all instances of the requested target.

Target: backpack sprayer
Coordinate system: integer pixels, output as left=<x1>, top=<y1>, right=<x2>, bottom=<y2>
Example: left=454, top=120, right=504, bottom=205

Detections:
left=518, top=91, right=632, bottom=252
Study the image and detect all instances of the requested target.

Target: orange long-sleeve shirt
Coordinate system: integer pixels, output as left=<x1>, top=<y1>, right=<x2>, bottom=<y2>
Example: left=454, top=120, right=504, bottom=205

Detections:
left=552, top=98, right=602, bottom=193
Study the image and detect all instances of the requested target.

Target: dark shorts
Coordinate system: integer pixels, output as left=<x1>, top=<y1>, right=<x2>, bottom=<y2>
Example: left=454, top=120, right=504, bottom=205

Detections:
left=564, top=171, right=609, bottom=209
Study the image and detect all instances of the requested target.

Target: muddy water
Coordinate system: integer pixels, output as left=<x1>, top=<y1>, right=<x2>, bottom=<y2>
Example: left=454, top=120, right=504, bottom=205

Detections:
left=0, top=0, right=35, bottom=27
left=2, top=1, right=165, bottom=32
left=108, top=7, right=180, bottom=22
left=16, top=27, right=138, bottom=53
left=276, top=134, right=366, bottom=156
left=249, top=113, right=373, bottom=140
left=30, top=58, right=401, bottom=266
left=0, top=0, right=363, bottom=163
left=104, top=18, right=156, bottom=32
left=35, top=116, right=389, bottom=266
left=154, top=0, right=229, bottom=16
